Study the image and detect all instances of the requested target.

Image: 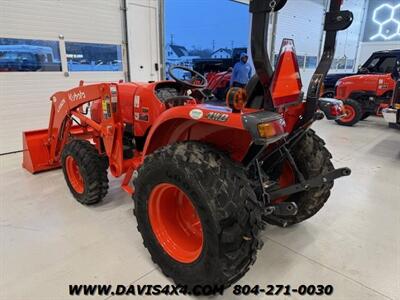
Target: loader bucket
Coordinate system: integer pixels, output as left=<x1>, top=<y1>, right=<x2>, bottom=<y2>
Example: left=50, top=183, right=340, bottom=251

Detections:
left=22, top=129, right=60, bottom=173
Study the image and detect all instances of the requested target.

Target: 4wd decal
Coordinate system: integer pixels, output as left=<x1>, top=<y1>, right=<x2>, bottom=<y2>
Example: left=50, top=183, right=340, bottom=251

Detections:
left=207, top=112, right=229, bottom=122
left=189, top=109, right=203, bottom=120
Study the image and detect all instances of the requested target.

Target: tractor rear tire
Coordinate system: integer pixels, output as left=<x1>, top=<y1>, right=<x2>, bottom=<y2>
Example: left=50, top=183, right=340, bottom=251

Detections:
left=61, top=140, right=109, bottom=205
left=133, top=142, right=264, bottom=289
left=335, top=99, right=362, bottom=126
left=269, top=129, right=334, bottom=227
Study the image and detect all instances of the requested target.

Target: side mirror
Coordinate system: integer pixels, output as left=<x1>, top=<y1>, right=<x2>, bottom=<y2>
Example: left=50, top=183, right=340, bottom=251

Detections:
left=358, top=67, right=369, bottom=74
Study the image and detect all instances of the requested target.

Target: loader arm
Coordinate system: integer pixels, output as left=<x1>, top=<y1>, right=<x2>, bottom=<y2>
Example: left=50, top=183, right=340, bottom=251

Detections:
left=47, top=84, right=111, bottom=161
left=23, top=83, right=115, bottom=173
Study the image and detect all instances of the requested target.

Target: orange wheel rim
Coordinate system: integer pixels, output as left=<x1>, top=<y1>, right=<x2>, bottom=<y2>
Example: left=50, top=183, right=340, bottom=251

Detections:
left=148, top=183, right=203, bottom=263
left=274, top=161, right=296, bottom=203
left=65, top=156, right=84, bottom=194
left=340, top=104, right=356, bottom=123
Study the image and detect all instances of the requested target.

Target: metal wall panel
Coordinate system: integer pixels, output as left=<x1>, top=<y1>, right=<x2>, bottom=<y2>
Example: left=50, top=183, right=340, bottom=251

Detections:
left=0, top=0, right=126, bottom=153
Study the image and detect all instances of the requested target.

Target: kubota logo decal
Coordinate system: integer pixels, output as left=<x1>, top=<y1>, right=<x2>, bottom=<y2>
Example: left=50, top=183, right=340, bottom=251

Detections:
left=68, top=90, right=86, bottom=102
left=189, top=109, right=203, bottom=120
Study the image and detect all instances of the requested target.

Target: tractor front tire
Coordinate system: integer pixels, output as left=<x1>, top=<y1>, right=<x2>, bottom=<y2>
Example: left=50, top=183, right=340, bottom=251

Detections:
left=335, top=99, right=362, bottom=126
left=61, top=140, right=109, bottom=205
left=133, top=142, right=264, bottom=288
left=270, top=129, right=334, bottom=227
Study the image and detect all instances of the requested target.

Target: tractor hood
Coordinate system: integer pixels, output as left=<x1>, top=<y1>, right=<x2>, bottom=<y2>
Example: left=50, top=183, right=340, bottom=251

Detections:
left=335, top=74, right=371, bottom=87
left=324, top=72, right=356, bottom=85
left=338, top=74, right=369, bottom=82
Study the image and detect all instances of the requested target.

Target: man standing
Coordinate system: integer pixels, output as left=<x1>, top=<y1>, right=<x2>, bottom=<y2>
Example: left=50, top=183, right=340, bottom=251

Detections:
left=230, top=52, right=252, bottom=88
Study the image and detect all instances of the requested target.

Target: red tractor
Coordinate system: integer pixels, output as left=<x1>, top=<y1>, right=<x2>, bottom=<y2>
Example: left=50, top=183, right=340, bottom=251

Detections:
left=22, top=0, right=352, bottom=289
left=334, top=51, right=400, bottom=126
left=206, top=69, right=232, bottom=100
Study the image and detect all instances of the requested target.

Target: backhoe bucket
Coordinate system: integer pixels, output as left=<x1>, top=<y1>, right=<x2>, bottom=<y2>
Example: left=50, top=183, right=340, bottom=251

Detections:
left=22, top=129, right=60, bottom=173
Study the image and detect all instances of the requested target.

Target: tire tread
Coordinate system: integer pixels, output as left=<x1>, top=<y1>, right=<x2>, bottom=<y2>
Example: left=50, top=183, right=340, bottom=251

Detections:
left=61, top=140, right=109, bottom=205
left=134, top=142, right=264, bottom=288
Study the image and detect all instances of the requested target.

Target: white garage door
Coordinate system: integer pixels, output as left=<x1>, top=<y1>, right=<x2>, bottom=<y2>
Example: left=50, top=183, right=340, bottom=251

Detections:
left=127, top=0, right=162, bottom=82
left=0, top=0, right=126, bottom=154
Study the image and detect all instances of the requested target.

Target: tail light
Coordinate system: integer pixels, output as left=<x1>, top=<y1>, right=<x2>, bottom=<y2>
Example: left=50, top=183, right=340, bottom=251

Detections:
left=242, top=111, right=287, bottom=145
left=257, top=120, right=285, bottom=138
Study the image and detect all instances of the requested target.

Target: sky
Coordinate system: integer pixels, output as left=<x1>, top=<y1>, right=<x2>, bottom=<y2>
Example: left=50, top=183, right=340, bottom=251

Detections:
left=165, top=0, right=250, bottom=50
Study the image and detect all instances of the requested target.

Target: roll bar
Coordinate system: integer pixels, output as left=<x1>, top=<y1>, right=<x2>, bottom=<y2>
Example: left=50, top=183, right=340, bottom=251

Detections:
left=248, top=0, right=353, bottom=122
left=249, top=0, right=287, bottom=109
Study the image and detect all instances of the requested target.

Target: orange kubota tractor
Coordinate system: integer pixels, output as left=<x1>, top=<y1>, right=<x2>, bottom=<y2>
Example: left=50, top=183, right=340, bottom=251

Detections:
left=22, top=0, right=352, bottom=289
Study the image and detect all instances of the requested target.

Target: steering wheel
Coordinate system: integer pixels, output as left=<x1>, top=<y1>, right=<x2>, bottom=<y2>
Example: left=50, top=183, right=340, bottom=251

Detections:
left=168, top=65, right=208, bottom=89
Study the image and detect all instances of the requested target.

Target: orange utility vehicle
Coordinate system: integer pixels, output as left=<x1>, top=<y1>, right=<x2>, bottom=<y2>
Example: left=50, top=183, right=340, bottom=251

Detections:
left=334, top=50, right=400, bottom=126
left=22, top=0, right=352, bottom=289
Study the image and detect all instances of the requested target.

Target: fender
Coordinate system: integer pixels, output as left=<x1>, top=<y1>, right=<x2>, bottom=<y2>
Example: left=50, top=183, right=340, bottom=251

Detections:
left=142, top=104, right=253, bottom=162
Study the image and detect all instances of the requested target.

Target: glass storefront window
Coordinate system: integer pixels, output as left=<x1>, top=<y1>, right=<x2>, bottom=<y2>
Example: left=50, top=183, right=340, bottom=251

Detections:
left=305, top=56, right=317, bottom=69
left=346, top=59, right=355, bottom=70
left=0, top=38, right=61, bottom=72
left=65, top=42, right=122, bottom=72
left=296, top=55, right=305, bottom=68
left=337, top=57, right=346, bottom=70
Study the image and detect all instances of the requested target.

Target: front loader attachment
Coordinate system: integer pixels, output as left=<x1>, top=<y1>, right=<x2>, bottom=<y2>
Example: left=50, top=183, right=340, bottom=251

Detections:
left=22, top=83, right=116, bottom=174
left=22, top=128, right=59, bottom=173
left=22, top=124, right=98, bottom=174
